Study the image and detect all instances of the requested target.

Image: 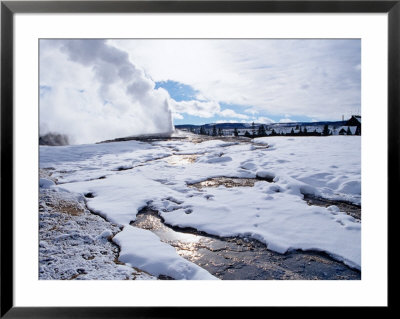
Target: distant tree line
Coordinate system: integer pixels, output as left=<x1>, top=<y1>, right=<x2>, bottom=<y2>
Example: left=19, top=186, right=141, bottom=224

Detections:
left=198, top=125, right=224, bottom=136
left=196, top=124, right=358, bottom=137
left=241, top=124, right=328, bottom=138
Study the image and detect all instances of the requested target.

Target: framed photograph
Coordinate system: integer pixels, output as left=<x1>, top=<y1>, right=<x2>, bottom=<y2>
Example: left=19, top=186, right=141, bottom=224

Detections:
left=1, top=0, right=395, bottom=316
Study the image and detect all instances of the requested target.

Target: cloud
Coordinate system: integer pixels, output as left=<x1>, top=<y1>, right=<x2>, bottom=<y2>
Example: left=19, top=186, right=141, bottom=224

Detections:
left=169, top=99, right=250, bottom=121
left=215, top=119, right=248, bottom=124
left=169, top=99, right=221, bottom=118
left=279, top=118, right=295, bottom=123
left=254, top=116, right=274, bottom=124
left=172, top=112, right=184, bottom=120
left=219, top=109, right=249, bottom=120
left=40, top=40, right=174, bottom=144
left=111, top=39, right=360, bottom=121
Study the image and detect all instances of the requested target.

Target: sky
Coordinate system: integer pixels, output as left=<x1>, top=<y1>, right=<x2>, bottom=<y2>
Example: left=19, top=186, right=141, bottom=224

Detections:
left=40, top=39, right=360, bottom=143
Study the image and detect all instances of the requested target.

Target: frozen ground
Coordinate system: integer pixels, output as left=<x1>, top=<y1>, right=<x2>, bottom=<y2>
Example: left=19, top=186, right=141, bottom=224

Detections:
left=39, top=177, right=156, bottom=280
left=39, top=132, right=361, bottom=278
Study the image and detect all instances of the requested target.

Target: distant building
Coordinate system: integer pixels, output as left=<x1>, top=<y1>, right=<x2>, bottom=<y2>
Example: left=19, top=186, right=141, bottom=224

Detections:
left=345, top=115, right=361, bottom=135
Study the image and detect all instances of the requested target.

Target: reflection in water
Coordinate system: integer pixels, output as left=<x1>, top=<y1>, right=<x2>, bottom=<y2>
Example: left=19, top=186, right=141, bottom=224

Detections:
left=165, top=154, right=198, bottom=165
left=131, top=208, right=361, bottom=280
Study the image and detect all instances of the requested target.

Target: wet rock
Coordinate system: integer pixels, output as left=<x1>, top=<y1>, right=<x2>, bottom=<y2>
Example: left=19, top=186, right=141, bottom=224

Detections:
left=189, top=177, right=258, bottom=189
left=303, top=194, right=361, bottom=220
left=158, top=274, right=175, bottom=280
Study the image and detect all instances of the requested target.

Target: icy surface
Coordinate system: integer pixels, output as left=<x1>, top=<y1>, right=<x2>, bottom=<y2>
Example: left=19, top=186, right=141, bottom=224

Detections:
left=40, top=135, right=361, bottom=273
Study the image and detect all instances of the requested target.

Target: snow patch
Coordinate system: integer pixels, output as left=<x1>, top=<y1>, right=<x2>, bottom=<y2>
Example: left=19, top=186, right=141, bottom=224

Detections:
left=113, top=226, right=218, bottom=280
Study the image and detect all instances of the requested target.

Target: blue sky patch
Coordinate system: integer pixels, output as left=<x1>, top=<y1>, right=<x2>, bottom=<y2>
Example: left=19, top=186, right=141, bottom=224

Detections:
left=155, top=80, right=199, bottom=102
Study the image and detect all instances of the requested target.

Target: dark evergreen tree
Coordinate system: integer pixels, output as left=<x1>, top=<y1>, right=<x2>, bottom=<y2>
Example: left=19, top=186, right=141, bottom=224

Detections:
left=322, top=124, right=330, bottom=136
left=199, top=126, right=206, bottom=135
left=271, top=129, right=277, bottom=136
left=212, top=125, right=217, bottom=136
left=290, top=128, right=295, bottom=136
left=244, top=131, right=251, bottom=138
left=262, top=125, right=267, bottom=137
left=303, top=127, right=308, bottom=135
left=233, top=128, right=239, bottom=137
left=346, top=127, right=352, bottom=135
left=218, top=128, right=223, bottom=136
left=251, top=122, right=256, bottom=136
left=258, top=125, right=266, bottom=137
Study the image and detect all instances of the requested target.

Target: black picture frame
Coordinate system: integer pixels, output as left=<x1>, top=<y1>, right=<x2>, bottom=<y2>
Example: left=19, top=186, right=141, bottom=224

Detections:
left=1, top=0, right=396, bottom=317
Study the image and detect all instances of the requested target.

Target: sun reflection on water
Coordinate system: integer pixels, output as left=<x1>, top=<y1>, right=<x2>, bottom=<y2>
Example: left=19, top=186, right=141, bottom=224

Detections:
left=165, top=154, right=198, bottom=165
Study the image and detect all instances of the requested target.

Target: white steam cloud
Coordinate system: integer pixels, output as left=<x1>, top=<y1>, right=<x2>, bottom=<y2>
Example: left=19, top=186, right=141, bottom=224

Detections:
left=40, top=40, right=174, bottom=144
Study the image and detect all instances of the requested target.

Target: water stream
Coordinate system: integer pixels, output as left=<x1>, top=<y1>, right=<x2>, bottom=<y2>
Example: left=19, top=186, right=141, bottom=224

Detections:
left=131, top=207, right=361, bottom=280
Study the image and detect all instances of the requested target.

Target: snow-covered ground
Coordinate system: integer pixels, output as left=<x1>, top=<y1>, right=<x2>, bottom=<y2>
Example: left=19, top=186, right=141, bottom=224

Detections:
left=39, top=178, right=156, bottom=280
left=40, top=133, right=361, bottom=277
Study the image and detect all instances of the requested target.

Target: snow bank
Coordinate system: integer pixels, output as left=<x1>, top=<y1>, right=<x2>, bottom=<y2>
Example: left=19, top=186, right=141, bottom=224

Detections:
left=59, top=173, right=174, bottom=225
left=159, top=183, right=361, bottom=269
left=113, top=226, right=218, bottom=280
left=254, top=136, right=361, bottom=205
